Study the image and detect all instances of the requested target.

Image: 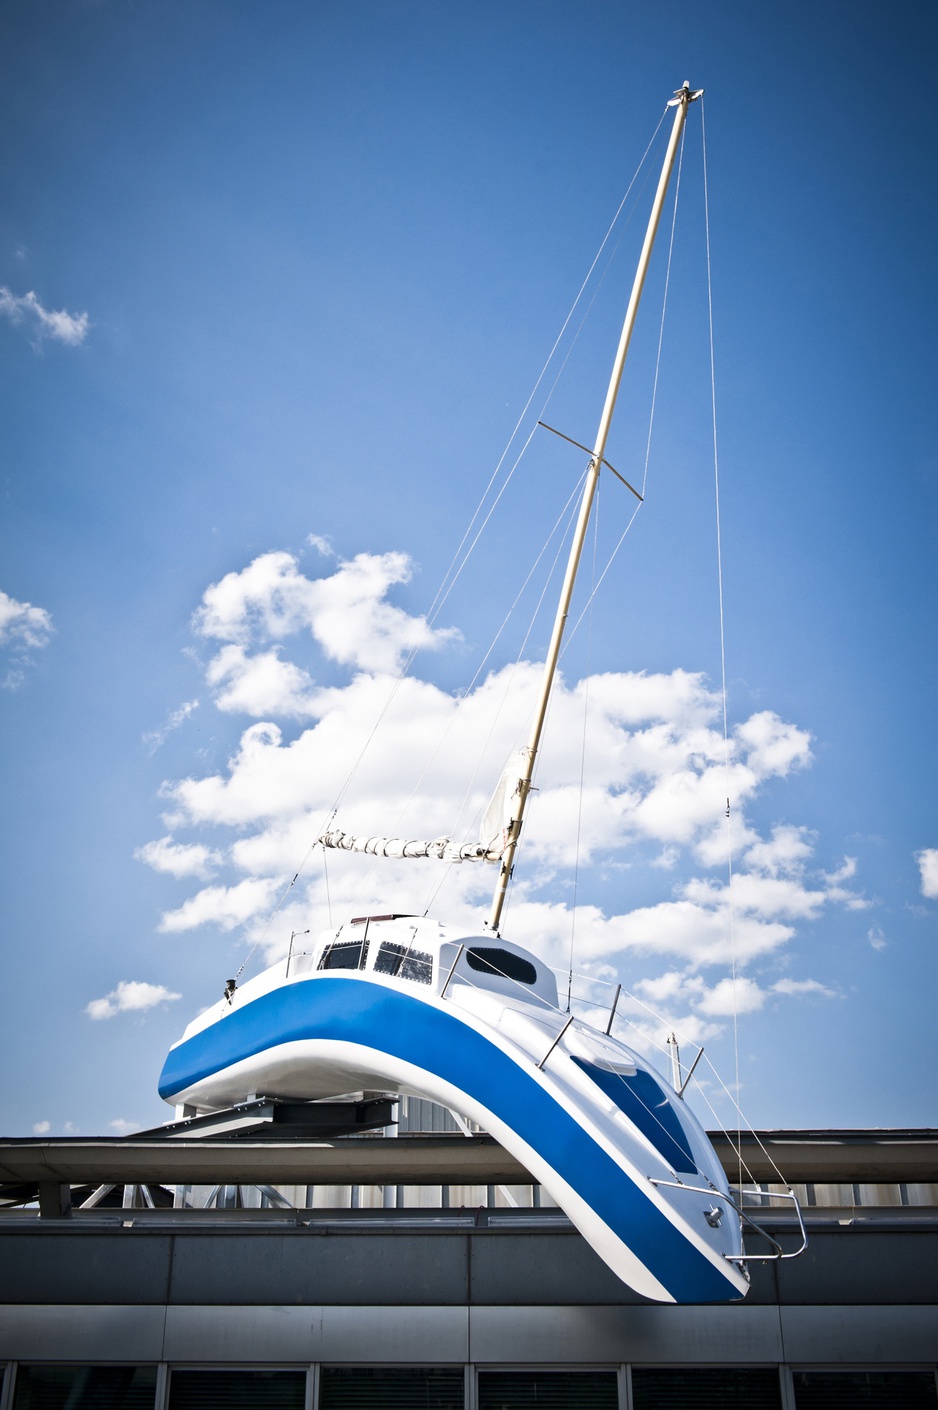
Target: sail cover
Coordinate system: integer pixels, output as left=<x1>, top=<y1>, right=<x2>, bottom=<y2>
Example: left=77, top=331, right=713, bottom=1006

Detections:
left=318, top=830, right=490, bottom=863
left=319, top=748, right=531, bottom=866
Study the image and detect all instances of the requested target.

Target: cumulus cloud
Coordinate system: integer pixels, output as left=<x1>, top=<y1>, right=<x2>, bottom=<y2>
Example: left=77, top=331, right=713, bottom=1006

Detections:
left=137, top=540, right=869, bottom=1058
left=86, top=980, right=182, bottom=1020
left=206, top=645, right=318, bottom=718
left=772, top=977, right=836, bottom=998
left=158, top=877, right=281, bottom=933
left=32, top=1120, right=51, bottom=1135
left=916, top=848, right=938, bottom=900
left=0, top=286, right=89, bottom=345
left=108, top=1118, right=140, bottom=1135
left=0, top=588, right=54, bottom=689
left=134, top=835, right=221, bottom=880
left=194, top=548, right=459, bottom=690
left=0, top=590, right=53, bottom=648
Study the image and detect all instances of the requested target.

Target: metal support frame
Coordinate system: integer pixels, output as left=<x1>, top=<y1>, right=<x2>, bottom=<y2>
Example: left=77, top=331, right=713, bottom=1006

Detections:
left=440, top=944, right=466, bottom=998
left=537, top=1014, right=575, bottom=1070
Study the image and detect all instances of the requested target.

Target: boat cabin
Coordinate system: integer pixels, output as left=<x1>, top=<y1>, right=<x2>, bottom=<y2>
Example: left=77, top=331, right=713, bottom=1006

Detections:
left=294, top=914, right=560, bottom=1009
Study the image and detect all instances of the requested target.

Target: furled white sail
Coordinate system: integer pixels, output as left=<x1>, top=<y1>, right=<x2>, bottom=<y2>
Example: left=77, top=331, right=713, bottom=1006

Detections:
left=318, top=829, right=492, bottom=863
left=319, top=748, right=531, bottom=866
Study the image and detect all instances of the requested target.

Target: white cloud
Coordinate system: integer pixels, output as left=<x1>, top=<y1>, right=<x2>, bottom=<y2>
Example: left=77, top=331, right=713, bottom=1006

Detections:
left=772, top=977, right=836, bottom=998
left=868, top=924, right=888, bottom=951
left=744, top=825, right=814, bottom=876
left=0, top=286, right=89, bottom=345
left=108, top=1118, right=140, bottom=1135
left=32, top=1120, right=51, bottom=1135
left=734, top=710, right=813, bottom=778
left=194, top=548, right=459, bottom=678
left=206, top=645, right=318, bottom=718
left=134, top=835, right=221, bottom=880
left=138, top=543, right=865, bottom=1046
left=696, top=976, right=767, bottom=1016
left=86, top=980, right=182, bottom=1020
left=0, top=590, right=53, bottom=648
left=158, top=877, right=281, bottom=933
left=143, top=699, right=199, bottom=753
left=148, top=657, right=860, bottom=979
left=0, top=589, right=54, bottom=689
left=916, top=848, right=938, bottom=900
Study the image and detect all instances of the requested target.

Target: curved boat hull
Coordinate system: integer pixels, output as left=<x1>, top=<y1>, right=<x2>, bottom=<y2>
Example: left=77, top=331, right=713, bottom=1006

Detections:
left=160, top=971, right=748, bottom=1304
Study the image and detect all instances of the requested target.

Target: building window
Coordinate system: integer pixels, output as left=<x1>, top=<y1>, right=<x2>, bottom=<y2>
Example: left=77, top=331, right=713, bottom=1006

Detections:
left=478, top=1371, right=618, bottom=1410
left=319, top=1367, right=464, bottom=1410
left=631, top=1368, right=783, bottom=1410
left=168, top=1370, right=306, bottom=1409
left=12, top=1366, right=157, bottom=1410
left=792, top=1371, right=938, bottom=1409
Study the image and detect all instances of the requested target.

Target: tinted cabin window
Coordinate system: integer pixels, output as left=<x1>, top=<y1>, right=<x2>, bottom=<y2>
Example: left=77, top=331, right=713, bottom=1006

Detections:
left=375, top=940, right=432, bottom=985
left=466, top=946, right=537, bottom=985
left=319, top=940, right=367, bottom=970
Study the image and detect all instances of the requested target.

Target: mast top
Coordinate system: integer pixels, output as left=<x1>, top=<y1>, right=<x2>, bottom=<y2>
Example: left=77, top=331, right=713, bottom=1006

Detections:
left=668, top=81, right=704, bottom=106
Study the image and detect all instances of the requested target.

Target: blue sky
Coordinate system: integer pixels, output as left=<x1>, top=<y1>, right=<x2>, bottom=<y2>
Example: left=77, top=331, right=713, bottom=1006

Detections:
left=1, top=0, right=935, bottom=1142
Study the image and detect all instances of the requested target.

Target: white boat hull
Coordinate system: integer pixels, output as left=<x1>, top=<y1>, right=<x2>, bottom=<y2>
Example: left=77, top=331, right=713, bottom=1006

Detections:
left=160, top=964, right=749, bottom=1304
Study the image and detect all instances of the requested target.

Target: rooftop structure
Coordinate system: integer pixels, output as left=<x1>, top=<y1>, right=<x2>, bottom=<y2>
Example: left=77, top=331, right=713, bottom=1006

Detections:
left=0, top=1125, right=936, bottom=1408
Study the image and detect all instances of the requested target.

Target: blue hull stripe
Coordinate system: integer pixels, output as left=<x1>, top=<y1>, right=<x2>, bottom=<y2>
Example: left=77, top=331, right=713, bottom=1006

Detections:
left=159, top=977, right=738, bottom=1303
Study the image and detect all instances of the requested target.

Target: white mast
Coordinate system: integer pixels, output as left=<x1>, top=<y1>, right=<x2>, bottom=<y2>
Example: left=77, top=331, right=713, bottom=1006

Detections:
left=487, top=82, right=702, bottom=934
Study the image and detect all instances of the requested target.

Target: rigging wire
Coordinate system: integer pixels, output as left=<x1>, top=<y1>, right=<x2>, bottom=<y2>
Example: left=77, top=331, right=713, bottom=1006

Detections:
left=562, top=115, right=687, bottom=648
left=222, top=109, right=680, bottom=985
left=415, top=107, right=670, bottom=638
left=345, top=471, right=589, bottom=926
left=320, top=108, right=672, bottom=836
left=236, top=115, right=674, bottom=960
left=419, top=479, right=589, bottom=920
left=700, top=95, right=743, bottom=1191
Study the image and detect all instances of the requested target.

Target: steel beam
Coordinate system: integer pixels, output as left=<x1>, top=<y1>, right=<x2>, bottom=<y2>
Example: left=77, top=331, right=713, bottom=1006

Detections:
left=0, top=1130, right=935, bottom=1190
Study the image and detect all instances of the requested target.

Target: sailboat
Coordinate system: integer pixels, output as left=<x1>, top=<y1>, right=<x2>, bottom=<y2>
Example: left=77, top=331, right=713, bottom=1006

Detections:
left=160, top=85, right=786, bottom=1303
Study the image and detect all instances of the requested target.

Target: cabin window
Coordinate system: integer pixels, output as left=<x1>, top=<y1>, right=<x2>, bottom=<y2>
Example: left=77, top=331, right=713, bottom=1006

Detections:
left=374, top=940, right=433, bottom=985
left=466, top=946, right=537, bottom=985
left=318, top=939, right=368, bottom=971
